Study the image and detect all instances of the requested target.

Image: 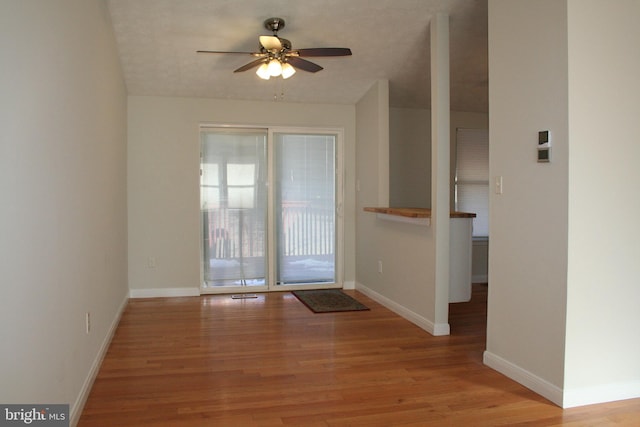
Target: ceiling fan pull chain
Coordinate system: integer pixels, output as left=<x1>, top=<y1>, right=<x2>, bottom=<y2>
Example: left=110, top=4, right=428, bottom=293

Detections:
left=272, top=79, right=285, bottom=102
left=272, top=78, right=279, bottom=102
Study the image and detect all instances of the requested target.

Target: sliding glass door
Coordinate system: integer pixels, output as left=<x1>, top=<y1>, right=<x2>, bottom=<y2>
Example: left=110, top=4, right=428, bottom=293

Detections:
left=201, top=129, right=268, bottom=288
left=200, top=127, right=341, bottom=293
left=275, top=133, right=336, bottom=285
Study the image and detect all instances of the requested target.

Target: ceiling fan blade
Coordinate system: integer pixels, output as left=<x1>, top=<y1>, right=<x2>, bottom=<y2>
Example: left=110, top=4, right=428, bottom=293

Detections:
left=234, top=58, right=266, bottom=73
left=197, top=50, right=255, bottom=55
left=287, top=57, right=323, bottom=73
left=259, top=35, right=282, bottom=51
left=295, top=47, right=352, bottom=57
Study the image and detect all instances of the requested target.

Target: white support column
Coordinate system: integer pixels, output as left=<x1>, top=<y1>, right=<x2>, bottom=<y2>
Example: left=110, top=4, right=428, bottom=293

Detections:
left=431, top=13, right=451, bottom=332
left=376, top=79, right=390, bottom=206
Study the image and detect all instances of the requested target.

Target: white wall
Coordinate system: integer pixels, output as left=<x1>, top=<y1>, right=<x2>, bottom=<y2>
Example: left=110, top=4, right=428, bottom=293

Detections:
left=127, top=96, right=356, bottom=295
left=389, top=108, right=488, bottom=280
left=390, top=108, right=488, bottom=209
left=355, top=17, right=473, bottom=336
left=0, top=0, right=128, bottom=423
left=486, top=0, right=640, bottom=407
left=564, top=0, right=640, bottom=407
left=389, top=108, right=432, bottom=207
left=355, top=81, right=448, bottom=335
left=485, top=0, right=569, bottom=405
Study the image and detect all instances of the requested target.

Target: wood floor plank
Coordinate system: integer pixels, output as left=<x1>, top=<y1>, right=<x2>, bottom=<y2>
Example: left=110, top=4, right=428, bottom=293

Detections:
left=78, top=285, right=640, bottom=426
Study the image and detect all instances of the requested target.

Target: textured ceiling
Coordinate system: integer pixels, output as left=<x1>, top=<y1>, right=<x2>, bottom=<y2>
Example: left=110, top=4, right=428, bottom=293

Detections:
left=107, top=0, right=488, bottom=112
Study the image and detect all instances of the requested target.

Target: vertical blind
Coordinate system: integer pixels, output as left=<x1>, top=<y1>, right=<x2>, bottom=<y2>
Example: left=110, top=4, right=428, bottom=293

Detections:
left=455, top=128, right=489, bottom=237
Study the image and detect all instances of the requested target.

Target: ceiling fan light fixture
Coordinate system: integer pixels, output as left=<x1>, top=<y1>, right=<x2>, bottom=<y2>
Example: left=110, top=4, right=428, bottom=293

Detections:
left=256, top=62, right=271, bottom=80
left=199, top=17, right=352, bottom=81
left=281, top=62, right=296, bottom=79
left=267, top=59, right=282, bottom=77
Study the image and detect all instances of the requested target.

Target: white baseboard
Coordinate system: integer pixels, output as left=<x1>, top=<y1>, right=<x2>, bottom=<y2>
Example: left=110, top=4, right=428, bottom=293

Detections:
left=129, top=287, right=200, bottom=298
left=563, top=381, right=640, bottom=408
left=483, top=350, right=563, bottom=407
left=355, top=282, right=450, bottom=336
left=483, top=351, right=640, bottom=408
left=70, top=294, right=128, bottom=426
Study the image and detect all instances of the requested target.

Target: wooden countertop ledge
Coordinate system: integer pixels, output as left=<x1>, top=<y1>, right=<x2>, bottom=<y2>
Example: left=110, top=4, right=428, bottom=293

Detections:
left=364, top=207, right=476, bottom=219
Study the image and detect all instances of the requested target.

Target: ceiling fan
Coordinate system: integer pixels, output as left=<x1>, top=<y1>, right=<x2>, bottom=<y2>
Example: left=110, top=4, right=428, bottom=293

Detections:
left=197, top=17, right=352, bottom=80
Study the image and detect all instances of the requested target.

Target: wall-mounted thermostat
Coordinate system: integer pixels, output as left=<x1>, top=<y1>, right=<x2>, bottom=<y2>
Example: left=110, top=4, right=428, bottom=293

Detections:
left=538, top=130, right=551, bottom=162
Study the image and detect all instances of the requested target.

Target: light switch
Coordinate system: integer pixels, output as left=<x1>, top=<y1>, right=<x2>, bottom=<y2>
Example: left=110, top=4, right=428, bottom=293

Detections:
left=495, top=176, right=503, bottom=194
left=538, top=130, right=551, bottom=162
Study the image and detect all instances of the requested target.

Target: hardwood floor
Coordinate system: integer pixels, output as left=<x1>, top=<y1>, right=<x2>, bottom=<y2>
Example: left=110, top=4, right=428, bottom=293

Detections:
left=79, top=285, right=640, bottom=426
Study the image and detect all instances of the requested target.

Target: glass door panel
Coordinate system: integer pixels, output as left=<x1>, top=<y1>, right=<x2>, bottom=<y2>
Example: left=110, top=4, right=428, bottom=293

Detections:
left=275, top=133, right=336, bottom=285
left=201, top=129, right=267, bottom=290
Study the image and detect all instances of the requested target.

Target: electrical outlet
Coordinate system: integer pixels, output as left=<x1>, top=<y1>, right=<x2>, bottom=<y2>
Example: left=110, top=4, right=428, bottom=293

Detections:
left=85, top=312, right=90, bottom=334
left=378, top=260, right=383, bottom=274
left=148, top=256, right=157, bottom=268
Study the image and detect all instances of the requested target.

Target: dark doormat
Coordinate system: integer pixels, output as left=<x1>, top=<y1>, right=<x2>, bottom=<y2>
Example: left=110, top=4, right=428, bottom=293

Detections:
left=292, top=289, right=370, bottom=313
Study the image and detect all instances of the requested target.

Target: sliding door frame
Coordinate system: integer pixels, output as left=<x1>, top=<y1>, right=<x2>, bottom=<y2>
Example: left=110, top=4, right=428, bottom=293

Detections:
left=199, top=124, right=344, bottom=295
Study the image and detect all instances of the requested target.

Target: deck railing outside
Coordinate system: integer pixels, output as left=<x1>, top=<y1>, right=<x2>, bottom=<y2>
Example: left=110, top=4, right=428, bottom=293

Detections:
left=202, top=203, right=334, bottom=261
